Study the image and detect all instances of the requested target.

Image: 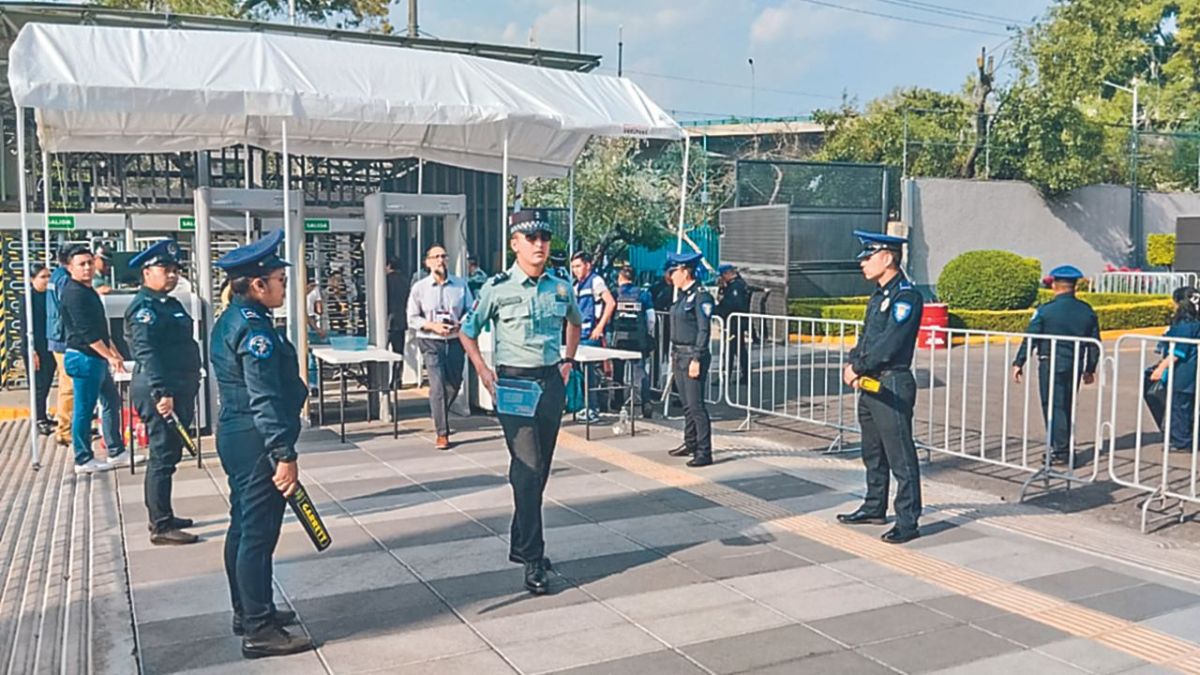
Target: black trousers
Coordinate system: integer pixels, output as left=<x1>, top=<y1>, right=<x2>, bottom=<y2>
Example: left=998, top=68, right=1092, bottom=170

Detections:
left=857, top=370, right=922, bottom=530
left=33, top=348, right=55, bottom=422
left=388, top=328, right=407, bottom=385
left=1144, top=369, right=1196, bottom=450
left=131, top=378, right=198, bottom=533
left=418, top=338, right=465, bottom=437
left=672, top=351, right=712, bottom=459
left=1037, top=361, right=1079, bottom=456
left=495, top=369, right=566, bottom=564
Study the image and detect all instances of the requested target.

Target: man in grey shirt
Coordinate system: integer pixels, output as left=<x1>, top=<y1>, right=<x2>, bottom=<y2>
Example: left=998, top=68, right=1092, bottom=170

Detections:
left=407, top=244, right=473, bottom=450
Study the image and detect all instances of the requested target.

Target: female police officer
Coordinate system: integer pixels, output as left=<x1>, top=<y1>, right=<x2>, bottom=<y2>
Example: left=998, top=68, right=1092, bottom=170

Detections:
left=210, top=230, right=311, bottom=659
left=665, top=251, right=715, bottom=468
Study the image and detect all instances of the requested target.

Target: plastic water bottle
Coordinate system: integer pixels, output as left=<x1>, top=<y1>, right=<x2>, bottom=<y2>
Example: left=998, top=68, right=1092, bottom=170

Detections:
left=614, top=408, right=629, bottom=436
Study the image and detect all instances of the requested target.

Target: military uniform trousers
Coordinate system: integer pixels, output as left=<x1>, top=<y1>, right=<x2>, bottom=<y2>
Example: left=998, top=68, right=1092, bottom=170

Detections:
left=495, top=366, right=566, bottom=564
left=857, top=370, right=922, bottom=529
left=672, top=349, right=712, bottom=459
left=1038, top=360, right=1081, bottom=457
left=131, top=377, right=197, bottom=533
left=216, top=426, right=286, bottom=635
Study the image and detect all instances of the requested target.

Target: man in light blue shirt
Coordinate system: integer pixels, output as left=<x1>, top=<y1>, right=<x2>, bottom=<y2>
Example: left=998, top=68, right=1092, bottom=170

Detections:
left=407, top=244, right=473, bottom=450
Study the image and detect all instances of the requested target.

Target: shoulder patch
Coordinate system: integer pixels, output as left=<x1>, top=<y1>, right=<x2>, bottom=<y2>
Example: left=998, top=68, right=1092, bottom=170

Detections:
left=556, top=282, right=569, bottom=298
left=244, top=332, right=274, bottom=360
left=892, top=301, right=913, bottom=323
left=701, top=302, right=713, bottom=318
left=133, top=307, right=156, bottom=325
left=240, top=307, right=261, bottom=321
left=490, top=272, right=511, bottom=286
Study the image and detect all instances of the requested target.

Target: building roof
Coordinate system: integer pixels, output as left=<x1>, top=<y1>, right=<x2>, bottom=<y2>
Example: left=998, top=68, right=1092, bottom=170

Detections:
left=682, top=116, right=824, bottom=138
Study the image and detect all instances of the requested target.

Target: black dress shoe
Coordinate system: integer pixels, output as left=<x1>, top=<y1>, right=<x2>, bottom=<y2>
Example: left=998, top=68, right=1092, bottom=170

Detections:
left=147, top=516, right=196, bottom=533
left=668, top=444, right=693, bottom=457
left=524, top=561, right=549, bottom=595
left=150, top=529, right=200, bottom=546
left=233, top=608, right=298, bottom=636
left=509, top=554, right=552, bottom=570
left=881, top=526, right=920, bottom=544
left=241, top=625, right=313, bottom=659
left=836, top=509, right=888, bottom=525
left=642, top=405, right=654, bottom=420
left=686, top=455, right=713, bottom=468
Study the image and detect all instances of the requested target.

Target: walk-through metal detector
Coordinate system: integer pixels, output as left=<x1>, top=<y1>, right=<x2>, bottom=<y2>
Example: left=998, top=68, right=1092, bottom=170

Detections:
left=364, top=192, right=471, bottom=414
left=194, top=187, right=305, bottom=423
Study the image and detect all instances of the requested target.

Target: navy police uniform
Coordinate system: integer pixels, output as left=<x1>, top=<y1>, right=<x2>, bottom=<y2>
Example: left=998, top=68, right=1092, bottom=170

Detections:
left=840, top=231, right=924, bottom=543
left=716, top=263, right=752, bottom=381
left=1013, top=265, right=1100, bottom=462
left=210, top=230, right=310, bottom=653
left=124, top=240, right=202, bottom=542
left=667, top=252, right=715, bottom=467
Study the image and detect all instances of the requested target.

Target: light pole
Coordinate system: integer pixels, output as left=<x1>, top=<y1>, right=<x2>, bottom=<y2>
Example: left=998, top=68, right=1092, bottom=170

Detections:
left=618, top=24, right=624, bottom=77
left=1105, top=78, right=1143, bottom=266
left=748, top=58, right=756, bottom=118
left=1103, top=78, right=1139, bottom=132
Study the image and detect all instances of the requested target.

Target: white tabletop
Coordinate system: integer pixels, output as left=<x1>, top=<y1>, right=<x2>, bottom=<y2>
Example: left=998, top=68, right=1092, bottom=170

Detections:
left=572, top=344, right=643, bottom=363
left=113, top=363, right=206, bottom=384
left=311, top=346, right=405, bottom=365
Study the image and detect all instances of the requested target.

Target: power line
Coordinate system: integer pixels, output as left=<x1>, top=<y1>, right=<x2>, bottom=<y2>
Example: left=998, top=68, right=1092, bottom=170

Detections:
left=871, top=0, right=1031, bottom=27
left=790, top=0, right=1007, bottom=37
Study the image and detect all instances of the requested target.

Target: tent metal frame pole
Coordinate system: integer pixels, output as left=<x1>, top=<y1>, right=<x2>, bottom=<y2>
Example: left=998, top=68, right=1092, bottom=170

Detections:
left=41, top=150, right=50, bottom=263
left=501, top=128, right=509, bottom=269
left=243, top=143, right=252, bottom=241
left=17, top=107, right=41, bottom=468
left=281, top=120, right=306, bottom=378
left=568, top=168, right=576, bottom=257
left=417, top=158, right=424, bottom=267
left=676, top=136, right=690, bottom=254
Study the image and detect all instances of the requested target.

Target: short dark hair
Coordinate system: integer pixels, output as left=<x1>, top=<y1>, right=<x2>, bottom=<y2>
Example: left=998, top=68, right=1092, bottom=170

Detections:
left=618, top=266, right=634, bottom=281
left=229, top=275, right=269, bottom=296
left=30, top=263, right=46, bottom=276
left=571, top=251, right=592, bottom=263
left=467, top=256, right=479, bottom=265
left=60, top=243, right=90, bottom=262
left=386, top=257, right=403, bottom=270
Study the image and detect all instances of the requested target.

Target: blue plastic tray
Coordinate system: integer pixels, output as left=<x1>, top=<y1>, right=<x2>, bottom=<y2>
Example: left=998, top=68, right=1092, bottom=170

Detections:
left=495, top=378, right=543, bottom=417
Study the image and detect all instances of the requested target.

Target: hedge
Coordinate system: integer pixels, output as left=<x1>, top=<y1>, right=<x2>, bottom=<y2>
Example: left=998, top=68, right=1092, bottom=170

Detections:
left=937, top=250, right=1041, bottom=310
left=1147, top=233, right=1176, bottom=268
left=1035, top=290, right=1170, bottom=307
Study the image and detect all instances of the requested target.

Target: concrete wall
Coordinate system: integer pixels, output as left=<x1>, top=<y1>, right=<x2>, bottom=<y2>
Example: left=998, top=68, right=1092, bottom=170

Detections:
left=905, top=178, right=1200, bottom=291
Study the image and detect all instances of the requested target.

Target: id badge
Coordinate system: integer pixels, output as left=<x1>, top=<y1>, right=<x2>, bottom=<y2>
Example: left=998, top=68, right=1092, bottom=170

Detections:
left=434, top=310, right=455, bottom=325
left=495, top=378, right=544, bottom=418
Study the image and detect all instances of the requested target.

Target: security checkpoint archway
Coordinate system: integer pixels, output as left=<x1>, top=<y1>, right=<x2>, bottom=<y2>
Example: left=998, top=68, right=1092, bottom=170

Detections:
left=364, top=192, right=468, bottom=411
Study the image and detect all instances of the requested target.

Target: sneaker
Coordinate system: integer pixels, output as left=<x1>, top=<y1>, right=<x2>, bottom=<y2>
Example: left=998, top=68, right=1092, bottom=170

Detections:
left=74, top=459, right=115, bottom=475
left=107, top=452, right=147, bottom=468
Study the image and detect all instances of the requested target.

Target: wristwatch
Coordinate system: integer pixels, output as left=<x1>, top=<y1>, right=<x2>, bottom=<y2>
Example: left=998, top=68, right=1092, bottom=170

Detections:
left=559, top=357, right=577, bottom=366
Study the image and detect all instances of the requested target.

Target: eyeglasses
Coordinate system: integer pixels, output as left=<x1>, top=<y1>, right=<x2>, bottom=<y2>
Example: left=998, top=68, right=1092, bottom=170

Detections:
left=427, top=253, right=448, bottom=260
left=522, top=232, right=553, bottom=243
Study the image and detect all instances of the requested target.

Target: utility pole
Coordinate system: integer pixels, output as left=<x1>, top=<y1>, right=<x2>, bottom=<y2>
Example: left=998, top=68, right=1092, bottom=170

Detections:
left=617, top=25, right=624, bottom=77
left=962, top=46, right=994, bottom=178
left=576, top=0, right=581, bottom=52
left=407, top=0, right=418, bottom=38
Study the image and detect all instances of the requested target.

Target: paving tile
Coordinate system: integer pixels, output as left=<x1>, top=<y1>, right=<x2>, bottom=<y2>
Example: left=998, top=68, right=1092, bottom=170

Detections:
left=358, top=511, right=496, bottom=548
left=968, top=550, right=1091, bottom=583
left=553, top=549, right=669, bottom=583
left=1141, top=604, right=1200, bottom=641
left=291, top=583, right=450, bottom=628
left=274, top=551, right=418, bottom=599
left=720, top=473, right=829, bottom=501
left=353, top=650, right=518, bottom=675
left=766, top=532, right=856, bottom=563
left=137, top=611, right=234, bottom=649
left=749, top=649, right=896, bottom=675
left=723, top=565, right=851, bottom=598
left=550, top=650, right=706, bottom=674
left=682, top=624, right=842, bottom=674
left=497, top=623, right=665, bottom=674
left=1021, top=567, right=1148, bottom=601
left=859, top=624, right=1021, bottom=673
left=312, top=616, right=488, bottom=671
left=920, top=595, right=1011, bottom=623
left=925, top=648, right=1087, bottom=675
left=921, top=538, right=1041, bottom=566
left=639, top=600, right=792, bottom=646
left=141, top=633, right=326, bottom=675
left=904, top=522, right=988, bottom=549
left=465, top=505, right=590, bottom=533
left=761, top=581, right=904, bottom=622
left=134, top=574, right=235, bottom=623
left=473, top=601, right=628, bottom=645
left=1036, top=638, right=1149, bottom=674
left=576, top=558, right=712, bottom=599
left=606, top=581, right=748, bottom=620
left=390, top=535, right=513, bottom=580
left=1076, top=583, right=1200, bottom=622
left=862, top=573, right=947, bottom=602
left=681, top=546, right=812, bottom=580
left=543, top=523, right=649, bottom=561
left=447, top=583, right=595, bottom=622
left=810, top=602, right=960, bottom=646
left=973, top=612, right=1071, bottom=648
left=564, top=496, right=683, bottom=522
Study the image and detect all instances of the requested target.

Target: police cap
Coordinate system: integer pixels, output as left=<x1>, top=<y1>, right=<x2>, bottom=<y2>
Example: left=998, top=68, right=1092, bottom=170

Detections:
left=853, top=230, right=907, bottom=260
left=665, top=251, right=703, bottom=272
left=1048, top=265, right=1084, bottom=281
left=509, top=209, right=553, bottom=235
left=717, top=263, right=736, bottom=275
left=129, top=238, right=182, bottom=269
left=215, top=229, right=291, bottom=278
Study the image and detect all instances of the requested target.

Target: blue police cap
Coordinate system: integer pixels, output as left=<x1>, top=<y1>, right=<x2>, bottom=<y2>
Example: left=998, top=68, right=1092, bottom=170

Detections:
left=665, top=251, right=703, bottom=272
left=510, top=209, right=552, bottom=235
left=215, top=229, right=291, bottom=278
left=854, top=230, right=907, bottom=260
left=129, top=238, right=182, bottom=269
left=717, top=263, right=736, bottom=275
left=1048, top=265, right=1084, bottom=280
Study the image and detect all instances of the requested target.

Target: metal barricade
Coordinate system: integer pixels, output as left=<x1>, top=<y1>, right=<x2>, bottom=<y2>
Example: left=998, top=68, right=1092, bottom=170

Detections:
left=916, top=327, right=1106, bottom=500
left=1091, top=271, right=1195, bottom=295
left=1107, top=333, right=1200, bottom=531
left=723, top=312, right=862, bottom=450
left=651, top=312, right=725, bottom=411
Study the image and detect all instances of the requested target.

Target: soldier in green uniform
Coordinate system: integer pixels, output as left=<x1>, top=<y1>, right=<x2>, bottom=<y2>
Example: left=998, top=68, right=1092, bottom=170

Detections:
left=460, top=210, right=582, bottom=596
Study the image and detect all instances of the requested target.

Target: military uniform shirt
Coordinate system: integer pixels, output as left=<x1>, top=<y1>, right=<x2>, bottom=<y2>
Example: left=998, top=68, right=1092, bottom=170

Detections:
left=669, top=281, right=714, bottom=356
left=125, top=287, right=202, bottom=396
left=849, top=273, right=923, bottom=376
left=1013, top=294, right=1100, bottom=374
left=716, top=275, right=752, bottom=319
left=460, top=264, right=583, bottom=367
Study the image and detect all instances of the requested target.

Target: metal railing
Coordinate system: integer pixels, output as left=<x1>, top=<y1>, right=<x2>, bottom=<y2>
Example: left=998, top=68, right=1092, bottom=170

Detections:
left=1090, top=271, right=1195, bottom=295
left=651, top=311, right=725, bottom=407
left=1108, top=333, right=1200, bottom=532
left=916, top=327, right=1107, bottom=501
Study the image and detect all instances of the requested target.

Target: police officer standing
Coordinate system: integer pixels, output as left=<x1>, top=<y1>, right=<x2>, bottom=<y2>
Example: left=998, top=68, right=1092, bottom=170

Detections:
left=838, top=231, right=924, bottom=544
left=125, top=240, right=202, bottom=545
left=1012, top=265, right=1099, bottom=465
left=611, top=266, right=656, bottom=419
left=665, top=252, right=715, bottom=467
left=210, top=230, right=311, bottom=658
left=715, top=263, right=752, bottom=382
left=460, top=211, right=582, bottom=596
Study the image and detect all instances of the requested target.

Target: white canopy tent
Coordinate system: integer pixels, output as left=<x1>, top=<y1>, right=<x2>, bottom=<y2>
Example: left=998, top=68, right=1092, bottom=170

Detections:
left=8, top=22, right=687, bottom=466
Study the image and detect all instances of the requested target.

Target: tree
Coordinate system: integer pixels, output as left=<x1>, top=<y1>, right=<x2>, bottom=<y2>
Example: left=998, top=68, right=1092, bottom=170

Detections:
left=93, top=0, right=394, bottom=31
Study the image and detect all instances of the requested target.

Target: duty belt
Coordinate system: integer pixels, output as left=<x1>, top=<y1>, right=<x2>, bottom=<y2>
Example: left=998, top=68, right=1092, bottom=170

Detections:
left=497, top=365, right=559, bottom=379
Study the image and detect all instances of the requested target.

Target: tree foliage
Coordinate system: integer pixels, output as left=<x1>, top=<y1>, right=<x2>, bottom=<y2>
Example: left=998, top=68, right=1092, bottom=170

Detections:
left=94, top=0, right=393, bottom=31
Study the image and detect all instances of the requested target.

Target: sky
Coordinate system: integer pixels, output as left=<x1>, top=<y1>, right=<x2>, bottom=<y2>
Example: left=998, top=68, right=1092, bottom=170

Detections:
left=402, top=0, right=1053, bottom=122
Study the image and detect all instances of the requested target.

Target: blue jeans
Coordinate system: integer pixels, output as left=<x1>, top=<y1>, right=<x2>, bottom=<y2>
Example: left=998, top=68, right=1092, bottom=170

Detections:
left=63, top=349, right=125, bottom=465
